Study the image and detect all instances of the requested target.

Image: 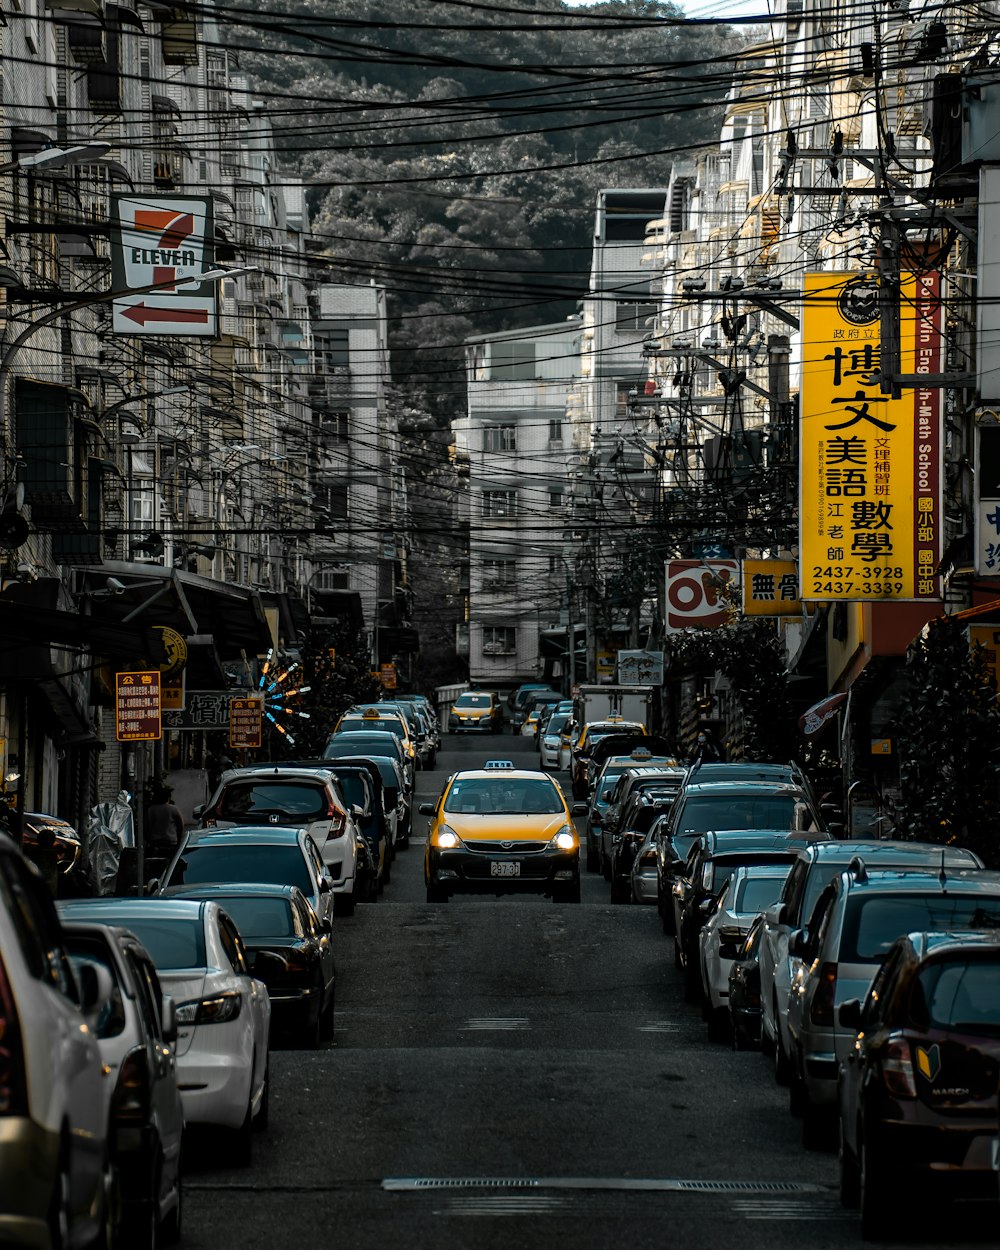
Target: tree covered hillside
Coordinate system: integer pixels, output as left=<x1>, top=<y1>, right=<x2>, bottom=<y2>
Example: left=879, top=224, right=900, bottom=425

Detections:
left=230, top=0, right=742, bottom=418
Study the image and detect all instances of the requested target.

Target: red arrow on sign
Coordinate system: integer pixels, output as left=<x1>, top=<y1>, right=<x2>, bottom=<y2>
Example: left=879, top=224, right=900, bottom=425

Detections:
left=120, top=303, right=210, bottom=327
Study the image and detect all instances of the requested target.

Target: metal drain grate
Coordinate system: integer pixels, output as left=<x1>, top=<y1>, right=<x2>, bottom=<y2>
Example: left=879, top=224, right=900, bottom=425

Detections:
left=383, top=1177, right=823, bottom=1195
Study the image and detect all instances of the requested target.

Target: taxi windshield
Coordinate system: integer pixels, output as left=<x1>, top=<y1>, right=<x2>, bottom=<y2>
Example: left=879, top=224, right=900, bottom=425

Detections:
left=455, top=694, right=492, bottom=709
left=444, top=777, right=563, bottom=815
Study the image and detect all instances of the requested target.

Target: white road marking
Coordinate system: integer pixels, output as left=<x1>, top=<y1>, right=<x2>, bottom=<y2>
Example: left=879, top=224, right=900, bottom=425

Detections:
left=460, top=1017, right=530, bottom=1031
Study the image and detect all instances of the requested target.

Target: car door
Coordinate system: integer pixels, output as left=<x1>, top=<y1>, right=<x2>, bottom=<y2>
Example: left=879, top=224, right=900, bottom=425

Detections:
left=304, top=835, right=335, bottom=929
left=218, top=913, right=270, bottom=1102
left=299, top=895, right=335, bottom=999
left=760, top=855, right=808, bottom=1043
left=126, top=947, right=184, bottom=1185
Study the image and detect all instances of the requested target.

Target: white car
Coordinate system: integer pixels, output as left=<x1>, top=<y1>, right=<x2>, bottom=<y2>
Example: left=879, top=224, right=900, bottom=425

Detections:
left=60, top=917, right=185, bottom=1244
left=196, top=766, right=359, bottom=914
left=60, top=897, right=271, bottom=1165
left=698, top=865, right=790, bottom=1041
left=0, top=834, right=116, bottom=1248
left=539, top=712, right=573, bottom=770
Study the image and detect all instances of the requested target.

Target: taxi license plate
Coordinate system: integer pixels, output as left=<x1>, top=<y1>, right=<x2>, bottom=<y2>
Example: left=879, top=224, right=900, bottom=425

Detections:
left=490, top=861, right=520, bottom=877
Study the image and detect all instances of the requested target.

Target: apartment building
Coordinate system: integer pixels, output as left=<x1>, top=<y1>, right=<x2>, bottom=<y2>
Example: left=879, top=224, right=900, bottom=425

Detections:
left=457, top=319, right=582, bottom=689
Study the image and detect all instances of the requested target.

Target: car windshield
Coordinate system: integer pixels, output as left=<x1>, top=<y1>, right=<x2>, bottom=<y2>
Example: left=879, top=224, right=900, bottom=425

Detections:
left=710, top=855, right=793, bottom=895
left=218, top=783, right=326, bottom=821
left=444, top=777, right=563, bottom=815
left=341, top=717, right=406, bottom=741
left=332, top=774, right=369, bottom=811
left=545, top=715, right=572, bottom=736
left=910, top=958, right=1000, bottom=1035
left=587, top=723, right=643, bottom=745
left=843, top=894, right=1000, bottom=963
left=735, top=874, right=788, bottom=915
left=167, top=845, right=312, bottom=895
left=676, top=793, right=810, bottom=834
left=216, top=896, right=294, bottom=939
left=100, top=914, right=205, bottom=970
left=455, top=694, right=492, bottom=709
left=594, top=769, right=628, bottom=805
left=324, top=734, right=402, bottom=761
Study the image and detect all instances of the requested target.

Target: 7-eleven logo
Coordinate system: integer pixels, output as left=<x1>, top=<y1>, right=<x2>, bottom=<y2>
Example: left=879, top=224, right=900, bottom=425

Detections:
left=129, top=208, right=197, bottom=290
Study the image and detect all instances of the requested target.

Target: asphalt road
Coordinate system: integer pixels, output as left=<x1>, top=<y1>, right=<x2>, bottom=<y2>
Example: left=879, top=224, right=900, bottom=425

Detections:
left=182, top=733, right=997, bottom=1249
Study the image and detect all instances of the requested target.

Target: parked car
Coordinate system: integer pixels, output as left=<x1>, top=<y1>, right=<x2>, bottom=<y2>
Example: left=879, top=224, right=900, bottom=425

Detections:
left=697, top=865, right=790, bottom=1041
left=629, top=823, right=662, bottom=904
left=61, top=918, right=185, bottom=1246
left=838, top=931, right=1000, bottom=1237
left=160, top=827, right=336, bottom=932
left=332, top=707, right=418, bottom=773
left=570, top=719, right=648, bottom=798
left=195, top=765, right=359, bottom=914
left=420, top=763, right=586, bottom=903
left=508, top=682, right=552, bottom=715
left=323, top=729, right=414, bottom=797
left=321, top=751, right=409, bottom=851
left=0, top=833, right=116, bottom=1249
left=586, top=745, right=677, bottom=873
left=673, top=829, right=825, bottom=1000
left=786, top=864, right=1000, bottom=1148
left=163, top=884, right=335, bottom=1048
left=607, top=790, right=679, bottom=903
left=758, top=839, right=985, bottom=1087
left=729, top=914, right=767, bottom=1050
left=59, top=896, right=271, bottom=1165
left=511, top=688, right=560, bottom=733
left=600, top=766, right=686, bottom=876
left=538, top=712, right=574, bottom=770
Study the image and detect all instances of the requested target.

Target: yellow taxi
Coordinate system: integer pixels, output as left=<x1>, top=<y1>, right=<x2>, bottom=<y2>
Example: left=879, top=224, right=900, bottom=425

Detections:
left=570, top=717, right=647, bottom=798
left=419, top=761, right=587, bottom=903
left=333, top=706, right=417, bottom=772
left=447, top=690, right=503, bottom=734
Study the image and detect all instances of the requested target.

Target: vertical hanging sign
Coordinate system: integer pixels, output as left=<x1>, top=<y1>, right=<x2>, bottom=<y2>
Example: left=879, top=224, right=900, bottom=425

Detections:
left=799, top=271, right=942, bottom=601
left=115, top=671, right=162, bottom=741
left=111, top=194, right=216, bottom=336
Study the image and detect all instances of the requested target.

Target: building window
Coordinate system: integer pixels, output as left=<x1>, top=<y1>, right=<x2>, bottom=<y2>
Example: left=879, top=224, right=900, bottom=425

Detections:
left=549, top=488, right=564, bottom=509
left=316, top=482, right=348, bottom=519
left=484, top=424, right=516, bottom=453
left=318, top=410, right=349, bottom=441
left=490, top=340, right=536, bottom=381
left=482, top=626, right=516, bottom=655
left=315, top=330, right=349, bottom=372
left=483, top=490, right=517, bottom=518
left=615, top=301, right=658, bottom=332
left=481, top=559, right=516, bottom=589
left=315, top=567, right=350, bottom=590
left=548, top=418, right=563, bottom=443
left=549, top=555, right=563, bottom=577
left=615, top=383, right=635, bottom=417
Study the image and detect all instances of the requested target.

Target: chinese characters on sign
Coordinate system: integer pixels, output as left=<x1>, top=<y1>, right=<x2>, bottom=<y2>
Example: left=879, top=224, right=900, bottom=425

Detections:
left=742, top=559, right=801, bottom=616
left=163, top=691, right=232, bottom=730
left=229, top=697, right=263, bottom=749
left=799, top=272, right=942, bottom=601
left=115, top=671, right=161, bottom=742
left=975, top=425, right=1000, bottom=576
left=618, top=650, right=665, bottom=684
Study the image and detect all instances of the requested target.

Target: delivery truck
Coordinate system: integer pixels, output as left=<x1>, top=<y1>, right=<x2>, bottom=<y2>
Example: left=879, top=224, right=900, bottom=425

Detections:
left=573, top=684, right=653, bottom=730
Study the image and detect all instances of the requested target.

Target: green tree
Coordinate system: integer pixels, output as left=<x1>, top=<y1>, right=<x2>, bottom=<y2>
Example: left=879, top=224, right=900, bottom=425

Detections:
left=894, top=617, right=1000, bottom=864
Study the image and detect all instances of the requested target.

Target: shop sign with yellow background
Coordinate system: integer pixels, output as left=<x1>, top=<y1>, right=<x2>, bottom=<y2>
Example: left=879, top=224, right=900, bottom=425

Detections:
left=799, top=271, right=942, bottom=602
left=742, top=559, right=801, bottom=616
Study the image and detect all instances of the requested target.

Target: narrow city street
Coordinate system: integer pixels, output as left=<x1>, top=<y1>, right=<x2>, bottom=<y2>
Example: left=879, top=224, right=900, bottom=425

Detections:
left=180, top=735, right=997, bottom=1250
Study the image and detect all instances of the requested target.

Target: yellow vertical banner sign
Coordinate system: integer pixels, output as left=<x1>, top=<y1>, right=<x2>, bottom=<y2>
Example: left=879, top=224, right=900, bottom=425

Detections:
left=799, top=271, right=942, bottom=601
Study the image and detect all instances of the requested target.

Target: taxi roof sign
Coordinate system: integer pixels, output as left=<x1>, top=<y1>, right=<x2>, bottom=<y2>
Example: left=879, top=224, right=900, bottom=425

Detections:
left=483, top=760, right=515, bottom=769
left=361, top=708, right=383, bottom=719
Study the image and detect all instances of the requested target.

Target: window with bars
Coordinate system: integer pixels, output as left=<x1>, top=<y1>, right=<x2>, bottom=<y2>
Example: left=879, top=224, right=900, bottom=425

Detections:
left=318, top=410, right=349, bottom=441
left=615, top=383, right=635, bottom=417
left=315, top=330, right=349, bottom=373
left=484, top=424, right=516, bottom=452
left=482, top=490, right=517, bottom=519
left=482, top=626, right=516, bottom=655
left=548, top=418, right=563, bottom=443
left=316, top=482, right=348, bottom=519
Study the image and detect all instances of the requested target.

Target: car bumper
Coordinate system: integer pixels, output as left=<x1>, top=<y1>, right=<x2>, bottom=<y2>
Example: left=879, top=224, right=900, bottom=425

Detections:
left=176, top=1043, right=253, bottom=1130
left=0, top=1119, right=60, bottom=1249
left=427, top=846, right=579, bottom=896
left=449, top=718, right=495, bottom=732
left=267, top=984, right=322, bottom=1030
left=865, top=1115, right=999, bottom=1191
left=539, top=745, right=561, bottom=767
left=631, top=870, right=658, bottom=903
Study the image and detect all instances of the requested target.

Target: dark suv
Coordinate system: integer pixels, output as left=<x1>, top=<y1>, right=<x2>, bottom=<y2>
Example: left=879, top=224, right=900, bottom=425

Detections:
left=838, top=930, right=1000, bottom=1237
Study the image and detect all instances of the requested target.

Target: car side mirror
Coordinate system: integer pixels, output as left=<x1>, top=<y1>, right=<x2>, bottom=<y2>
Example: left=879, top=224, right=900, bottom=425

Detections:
left=571, top=803, right=588, bottom=817
left=418, top=802, right=435, bottom=816
left=698, top=896, right=716, bottom=915
left=77, top=961, right=114, bottom=1021
left=351, top=804, right=366, bottom=820
left=838, top=999, right=862, bottom=1031
left=827, top=821, right=846, bottom=839
left=161, top=996, right=178, bottom=1044
left=764, top=901, right=787, bottom=927
left=320, top=918, right=333, bottom=935
left=319, top=875, right=333, bottom=893
left=145, top=878, right=160, bottom=897
left=192, top=803, right=204, bottom=820
left=788, top=927, right=808, bottom=958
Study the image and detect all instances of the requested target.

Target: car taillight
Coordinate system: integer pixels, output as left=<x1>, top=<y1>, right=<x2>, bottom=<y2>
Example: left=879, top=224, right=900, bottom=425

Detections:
left=881, top=1037, right=917, bottom=1098
left=328, top=807, right=345, bottom=835
left=810, top=962, right=838, bottom=1027
left=112, top=1047, right=151, bottom=1124
left=0, top=953, right=27, bottom=1117
left=176, top=991, right=242, bottom=1025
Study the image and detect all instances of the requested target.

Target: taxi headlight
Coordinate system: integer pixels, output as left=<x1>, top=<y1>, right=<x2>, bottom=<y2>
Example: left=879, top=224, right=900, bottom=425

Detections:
left=436, top=826, right=461, bottom=849
left=549, top=825, right=576, bottom=851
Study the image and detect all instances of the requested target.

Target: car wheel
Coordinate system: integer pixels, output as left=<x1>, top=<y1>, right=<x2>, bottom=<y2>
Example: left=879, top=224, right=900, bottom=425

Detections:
left=255, top=1057, right=270, bottom=1131
left=303, top=990, right=323, bottom=1049
left=94, top=1153, right=120, bottom=1250
left=683, top=953, right=702, bottom=1004
left=731, top=1011, right=752, bottom=1051
left=859, top=1126, right=893, bottom=1240
left=839, top=1120, right=860, bottom=1209
left=320, top=983, right=336, bottom=1042
left=334, top=889, right=356, bottom=917
left=553, top=880, right=581, bottom=903
left=426, top=882, right=449, bottom=903
left=123, top=1156, right=160, bottom=1250
left=673, top=938, right=683, bottom=969
left=772, top=1004, right=790, bottom=1085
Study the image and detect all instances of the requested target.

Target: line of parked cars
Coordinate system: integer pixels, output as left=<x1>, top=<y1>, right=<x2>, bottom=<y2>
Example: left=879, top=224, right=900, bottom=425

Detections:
left=581, top=752, right=1000, bottom=1237
left=0, top=693, right=437, bottom=1247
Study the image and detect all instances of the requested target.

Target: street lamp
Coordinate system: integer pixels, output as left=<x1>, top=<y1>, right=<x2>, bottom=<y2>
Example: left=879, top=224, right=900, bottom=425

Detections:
left=0, top=142, right=112, bottom=175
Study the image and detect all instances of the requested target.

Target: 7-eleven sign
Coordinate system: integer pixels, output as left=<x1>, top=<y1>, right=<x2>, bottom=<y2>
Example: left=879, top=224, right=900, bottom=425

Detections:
left=111, top=194, right=216, bottom=337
